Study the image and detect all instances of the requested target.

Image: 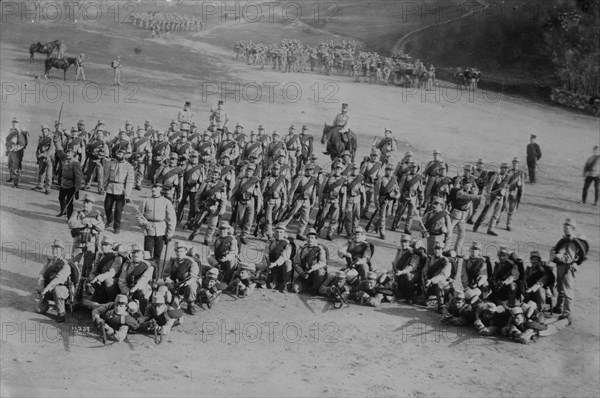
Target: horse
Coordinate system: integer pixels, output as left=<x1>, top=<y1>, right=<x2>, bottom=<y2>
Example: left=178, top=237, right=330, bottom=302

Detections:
left=29, top=40, right=60, bottom=63
left=321, top=123, right=357, bottom=162
left=44, top=57, right=77, bottom=80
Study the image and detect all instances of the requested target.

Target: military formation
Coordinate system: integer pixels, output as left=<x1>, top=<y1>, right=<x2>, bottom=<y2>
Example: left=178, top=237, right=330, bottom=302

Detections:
left=233, top=39, right=440, bottom=88
left=7, top=98, right=588, bottom=345
left=128, top=11, right=203, bottom=38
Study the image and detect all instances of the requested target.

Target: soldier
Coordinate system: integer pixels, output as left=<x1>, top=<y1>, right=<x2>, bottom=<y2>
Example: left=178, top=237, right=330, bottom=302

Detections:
left=233, top=124, right=246, bottom=150
left=218, top=129, right=240, bottom=164
left=332, top=103, right=351, bottom=140
left=504, top=157, right=525, bottom=231
left=473, top=163, right=510, bottom=236
left=351, top=271, right=384, bottom=307
left=339, top=151, right=353, bottom=177
left=266, top=130, right=287, bottom=169
left=523, top=250, right=556, bottom=313
left=154, top=152, right=184, bottom=204
left=259, top=163, right=288, bottom=239
left=167, top=120, right=181, bottom=145
left=173, top=131, right=192, bottom=159
left=207, top=221, right=239, bottom=283
left=315, top=162, right=346, bottom=240
left=392, top=235, right=425, bottom=301
left=149, top=131, right=170, bottom=180
left=392, top=161, right=423, bottom=233
left=35, top=239, right=70, bottom=323
left=88, top=237, right=124, bottom=304
left=189, top=167, right=226, bottom=243
left=489, top=247, right=520, bottom=308
left=118, top=245, right=154, bottom=313
left=209, top=100, right=229, bottom=129
left=64, top=127, right=85, bottom=163
left=164, top=241, right=199, bottom=315
left=281, top=164, right=318, bottom=240
left=343, top=163, right=366, bottom=237
left=264, top=224, right=293, bottom=291
left=242, top=130, right=263, bottom=162
left=473, top=302, right=510, bottom=336
left=298, top=125, right=313, bottom=171
left=83, top=131, right=109, bottom=194
left=360, top=149, right=382, bottom=218
left=75, top=53, right=86, bottom=81
left=550, top=218, right=588, bottom=324
left=219, top=154, right=236, bottom=200
left=33, top=124, right=55, bottom=194
left=526, top=134, right=542, bottom=184
left=231, top=163, right=263, bottom=244
left=5, top=117, right=28, bottom=188
left=372, top=129, right=397, bottom=165
left=319, top=270, right=350, bottom=304
left=372, top=163, right=400, bottom=240
left=421, top=196, right=452, bottom=255
left=131, top=127, right=152, bottom=190
left=110, top=129, right=131, bottom=158
left=140, top=285, right=184, bottom=336
left=111, top=56, right=122, bottom=86
left=92, top=294, right=140, bottom=343
left=57, top=149, right=84, bottom=218
left=448, top=178, right=480, bottom=253
left=228, top=263, right=257, bottom=298
left=68, top=193, right=105, bottom=271
left=137, top=183, right=176, bottom=263
left=338, top=227, right=373, bottom=280
left=394, top=150, right=413, bottom=182
left=198, top=267, right=224, bottom=309
left=291, top=228, right=327, bottom=294
left=103, top=147, right=135, bottom=234
left=177, top=101, right=193, bottom=124
left=423, top=149, right=446, bottom=208
left=177, top=151, right=204, bottom=225
left=124, top=120, right=135, bottom=137
left=422, top=240, right=452, bottom=312
left=581, top=145, right=599, bottom=205
left=284, top=125, right=300, bottom=174
left=196, top=130, right=215, bottom=165
left=461, top=242, right=489, bottom=299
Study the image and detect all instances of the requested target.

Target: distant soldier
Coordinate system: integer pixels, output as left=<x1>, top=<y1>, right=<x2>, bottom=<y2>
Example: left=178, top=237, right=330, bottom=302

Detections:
left=36, top=239, right=70, bottom=323
left=154, top=152, right=184, bottom=204
left=103, top=147, right=135, bottom=234
left=351, top=271, right=384, bottom=307
left=110, top=129, right=131, bottom=158
left=581, top=145, right=599, bottom=205
left=473, top=163, right=510, bottom=236
left=83, top=131, right=109, bottom=194
left=392, top=161, right=423, bottom=234
left=242, top=130, right=263, bottom=162
left=137, top=183, right=176, bottom=263
left=231, top=163, right=263, bottom=244
left=75, top=53, right=86, bottom=81
left=92, top=294, right=140, bottom=343
left=291, top=228, right=327, bottom=294
left=372, top=163, right=400, bottom=240
left=177, top=101, right=193, bottom=124
left=33, top=124, right=55, bottom=194
left=525, top=134, right=541, bottom=184
left=448, top=177, right=480, bottom=253
left=332, top=103, right=351, bottom=142
left=421, top=196, right=452, bottom=255
left=111, top=56, right=122, bottom=86
left=149, top=131, right=170, bottom=181
left=5, top=117, right=28, bottom=188
left=177, top=151, right=204, bottom=226
left=522, top=250, right=555, bottom=313
left=372, top=129, right=397, bottom=165
left=297, top=125, right=313, bottom=171
left=217, top=129, right=240, bottom=163
left=422, top=241, right=452, bottom=312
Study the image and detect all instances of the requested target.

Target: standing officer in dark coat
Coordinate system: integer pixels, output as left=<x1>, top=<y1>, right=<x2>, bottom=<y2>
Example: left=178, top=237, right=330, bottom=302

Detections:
left=526, top=134, right=542, bottom=184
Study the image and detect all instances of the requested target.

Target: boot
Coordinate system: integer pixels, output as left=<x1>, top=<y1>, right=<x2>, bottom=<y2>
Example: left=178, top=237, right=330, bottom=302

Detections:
left=473, top=220, right=481, bottom=232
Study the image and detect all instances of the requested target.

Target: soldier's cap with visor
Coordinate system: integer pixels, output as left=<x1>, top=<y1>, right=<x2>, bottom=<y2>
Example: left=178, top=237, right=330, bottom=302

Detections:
left=464, top=287, right=481, bottom=304
left=12, top=117, right=19, bottom=123
left=512, top=157, right=519, bottom=163
left=354, top=226, right=366, bottom=234
left=471, top=242, right=483, bottom=250
left=115, top=294, right=128, bottom=305
left=289, top=125, right=295, bottom=130
left=41, top=124, right=50, bottom=131
left=497, top=246, right=509, bottom=256
left=341, top=150, right=351, bottom=157
left=563, top=218, right=577, bottom=229
left=366, top=271, right=378, bottom=281
left=432, top=196, right=445, bottom=206
left=83, top=193, right=95, bottom=203
left=529, top=250, right=542, bottom=260
left=306, top=228, right=318, bottom=237
left=220, top=221, right=231, bottom=230
left=206, top=268, right=219, bottom=279
left=454, top=291, right=466, bottom=299
left=240, top=263, right=256, bottom=272
left=258, top=125, right=265, bottom=131
left=51, top=239, right=65, bottom=249
left=275, top=223, right=286, bottom=231
left=101, top=236, right=113, bottom=246
left=334, top=271, right=346, bottom=280
left=434, top=241, right=444, bottom=249
left=385, top=163, right=394, bottom=170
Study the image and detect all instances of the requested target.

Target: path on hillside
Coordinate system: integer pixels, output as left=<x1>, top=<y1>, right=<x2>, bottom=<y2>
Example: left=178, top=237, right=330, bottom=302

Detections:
left=392, top=0, right=489, bottom=55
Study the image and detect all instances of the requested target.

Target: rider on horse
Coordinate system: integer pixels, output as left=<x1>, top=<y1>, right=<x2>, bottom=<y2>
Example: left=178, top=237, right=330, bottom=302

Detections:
left=327, top=103, right=351, bottom=155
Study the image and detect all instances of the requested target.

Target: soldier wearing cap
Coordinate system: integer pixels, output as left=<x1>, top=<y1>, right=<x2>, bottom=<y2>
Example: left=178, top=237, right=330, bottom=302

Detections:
left=52, top=121, right=66, bottom=185
left=124, top=120, right=134, bottom=137
left=338, top=226, right=373, bottom=280
left=393, top=150, right=413, bottom=182
left=266, top=130, right=288, bottom=169
left=489, top=247, right=520, bottom=307
left=581, top=145, right=599, bottom=205
left=76, top=120, right=88, bottom=144
left=526, top=134, right=542, bottom=183
left=92, top=294, right=140, bottom=343
left=392, top=234, right=426, bottom=300
left=36, top=239, right=70, bottom=323
left=217, top=128, right=240, bottom=163
left=5, top=117, right=29, bottom=188
left=233, top=124, right=246, bottom=149
left=231, top=162, right=262, bottom=244
left=75, top=53, right=86, bottom=81
left=332, top=103, right=351, bottom=135
left=242, top=130, right=263, bottom=162
left=33, top=124, right=56, bottom=194
left=198, top=267, right=223, bottom=309
left=228, top=263, right=257, bottom=298
left=130, top=126, right=152, bottom=190
left=64, top=127, right=85, bottom=163
left=342, top=163, right=366, bottom=237
left=448, top=177, right=480, bottom=253
left=110, top=129, right=132, bottom=158
left=461, top=242, right=489, bottom=298
left=441, top=290, right=470, bottom=326
left=154, top=152, right=184, bottom=204
left=256, top=125, right=271, bottom=151
left=149, top=131, right=171, bottom=181
left=264, top=224, right=293, bottom=291
left=138, top=183, right=176, bottom=262
left=549, top=218, right=588, bottom=324
left=372, top=129, right=397, bottom=165
left=188, top=167, right=227, bottom=242
left=373, top=162, right=400, bottom=239
left=167, top=120, right=180, bottom=143
left=298, top=125, right=313, bottom=171
left=423, top=149, right=446, bottom=207
left=360, top=148, right=382, bottom=218
left=422, top=240, right=452, bottom=312
left=281, top=164, right=318, bottom=240
left=57, top=148, right=84, bottom=218
left=319, top=270, right=350, bottom=303
left=503, top=157, right=525, bottom=231
left=259, top=163, right=288, bottom=239
left=473, top=302, right=510, bottom=336
left=164, top=241, right=200, bottom=315
left=104, top=146, right=135, bottom=234
left=88, top=236, right=124, bottom=303
left=315, top=160, right=346, bottom=240
left=207, top=221, right=239, bottom=283
left=173, top=130, right=192, bottom=159
left=178, top=101, right=194, bottom=124
left=522, top=250, right=556, bottom=313
left=209, top=100, right=229, bottom=129
left=68, top=193, right=105, bottom=265
left=177, top=150, right=204, bottom=226
left=196, top=130, right=216, bottom=164
left=473, top=163, right=511, bottom=236
left=118, top=245, right=154, bottom=313
left=218, top=154, right=236, bottom=200
left=392, top=161, right=423, bottom=233
left=284, top=124, right=301, bottom=174
left=291, top=228, right=327, bottom=294
left=83, top=131, right=109, bottom=194
left=351, top=271, right=384, bottom=307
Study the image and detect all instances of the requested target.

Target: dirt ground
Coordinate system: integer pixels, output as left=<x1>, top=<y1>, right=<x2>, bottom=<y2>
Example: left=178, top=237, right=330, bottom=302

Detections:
left=1, top=5, right=599, bottom=398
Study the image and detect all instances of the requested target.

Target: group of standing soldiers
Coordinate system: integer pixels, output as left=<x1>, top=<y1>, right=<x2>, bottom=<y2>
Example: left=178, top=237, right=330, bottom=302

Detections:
left=129, top=11, right=203, bottom=37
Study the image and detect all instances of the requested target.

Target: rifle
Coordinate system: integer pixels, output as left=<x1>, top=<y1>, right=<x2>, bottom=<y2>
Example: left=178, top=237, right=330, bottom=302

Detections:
left=391, top=199, right=408, bottom=231
left=230, top=201, right=238, bottom=223
left=337, top=196, right=346, bottom=235
left=365, top=204, right=380, bottom=232
left=329, top=286, right=349, bottom=309
left=188, top=208, right=208, bottom=241
left=253, top=206, right=266, bottom=237
left=99, top=319, right=107, bottom=344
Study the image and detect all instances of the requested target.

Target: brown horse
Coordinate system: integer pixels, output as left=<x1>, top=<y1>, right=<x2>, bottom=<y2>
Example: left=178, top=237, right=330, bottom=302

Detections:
left=321, top=123, right=357, bottom=162
left=44, top=57, right=77, bottom=80
left=29, top=40, right=60, bottom=63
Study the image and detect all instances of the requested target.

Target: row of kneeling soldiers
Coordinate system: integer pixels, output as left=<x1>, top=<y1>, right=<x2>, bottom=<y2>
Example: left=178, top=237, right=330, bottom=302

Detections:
left=35, top=217, right=587, bottom=343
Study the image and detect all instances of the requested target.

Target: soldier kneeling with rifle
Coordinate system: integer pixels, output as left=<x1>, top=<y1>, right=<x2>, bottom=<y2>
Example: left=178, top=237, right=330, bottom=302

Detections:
left=351, top=271, right=385, bottom=308
left=164, top=241, right=200, bottom=315
left=291, top=228, right=327, bottom=295
left=337, top=226, right=373, bottom=281
left=92, top=294, right=140, bottom=343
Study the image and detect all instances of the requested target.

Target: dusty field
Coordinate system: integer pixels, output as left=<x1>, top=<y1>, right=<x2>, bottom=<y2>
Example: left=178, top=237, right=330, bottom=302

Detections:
left=1, top=4, right=599, bottom=397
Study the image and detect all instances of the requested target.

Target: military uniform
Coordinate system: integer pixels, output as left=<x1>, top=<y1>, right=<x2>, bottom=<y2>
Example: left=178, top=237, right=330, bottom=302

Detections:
left=298, top=128, right=313, bottom=170
left=360, top=153, right=381, bottom=217
left=264, top=229, right=293, bottom=290
left=89, top=240, right=124, bottom=303
left=281, top=168, right=318, bottom=239
left=190, top=173, right=227, bottom=242
left=218, top=137, right=240, bottom=163
left=207, top=225, right=239, bottom=283
left=292, top=234, right=327, bottom=294
left=177, top=155, right=204, bottom=225
left=523, top=251, right=555, bottom=312
left=422, top=244, right=452, bottom=310
left=67, top=197, right=105, bottom=271
left=103, top=155, right=135, bottom=233
left=5, top=122, right=28, bottom=187
left=84, top=137, right=109, bottom=193
left=316, top=166, right=346, bottom=239
left=526, top=135, right=542, bottom=183
left=392, top=238, right=425, bottom=300
left=165, top=244, right=199, bottom=314
left=131, top=134, right=152, bottom=189
left=231, top=166, right=263, bottom=242
left=351, top=272, right=384, bottom=307
left=343, top=170, right=365, bottom=236
left=260, top=169, right=288, bottom=238
left=149, top=136, right=171, bottom=181
left=489, top=248, right=520, bottom=307
left=392, top=165, right=423, bottom=233
left=374, top=133, right=397, bottom=165
left=338, top=232, right=372, bottom=280
left=505, top=160, right=525, bottom=231
left=461, top=245, right=489, bottom=298
left=138, top=190, right=176, bottom=262
left=373, top=166, right=400, bottom=239
left=448, top=184, right=479, bottom=253
left=118, top=254, right=154, bottom=313
left=421, top=197, right=452, bottom=255
left=36, top=241, right=70, bottom=322
left=154, top=159, right=184, bottom=203
left=58, top=156, right=84, bottom=218
left=34, top=127, right=55, bottom=193
left=284, top=128, right=300, bottom=175
left=423, top=152, right=446, bottom=206
left=473, top=166, right=510, bottom=236
left=196, top=137, right=215, bottom=164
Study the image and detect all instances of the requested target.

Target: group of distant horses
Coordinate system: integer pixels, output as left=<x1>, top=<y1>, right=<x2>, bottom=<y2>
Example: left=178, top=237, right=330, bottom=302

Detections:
left=29, top=39, right=77, bottom=80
